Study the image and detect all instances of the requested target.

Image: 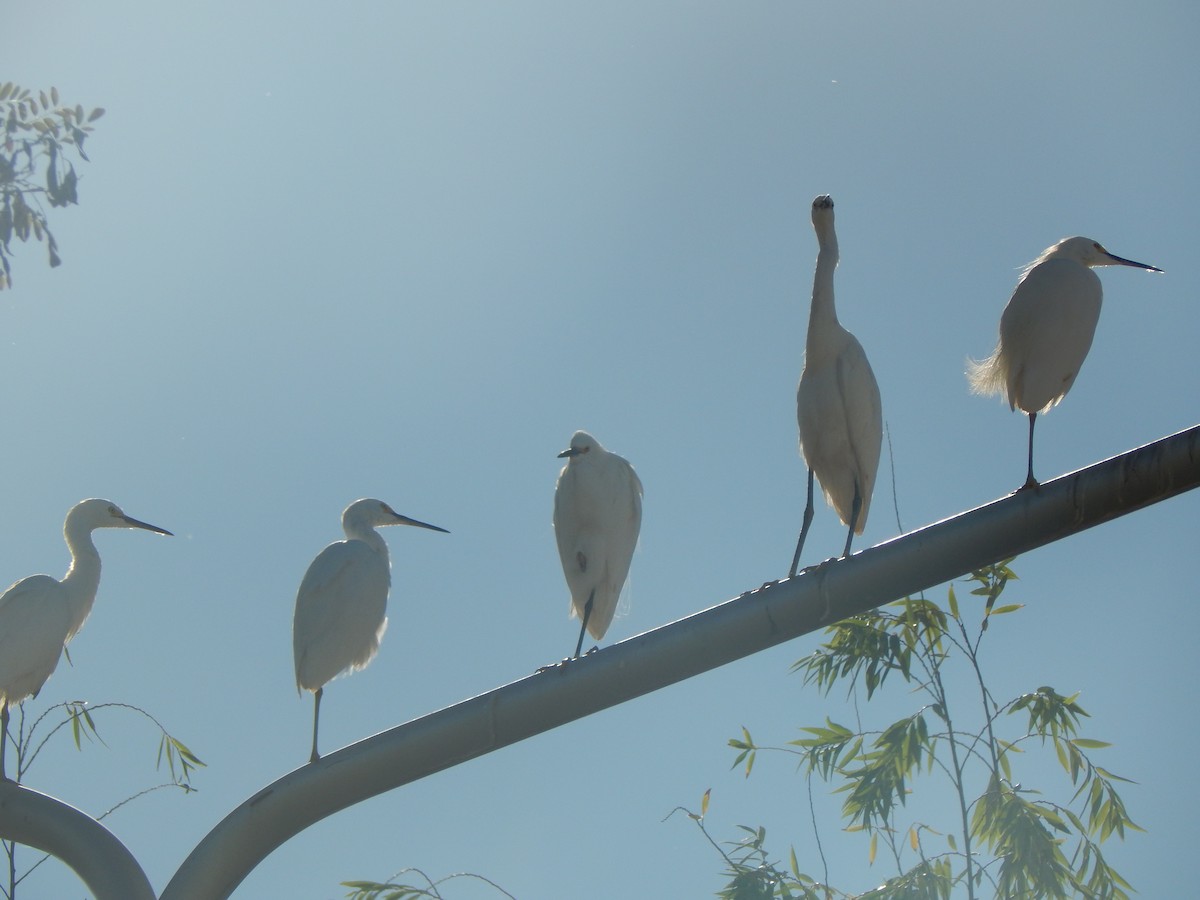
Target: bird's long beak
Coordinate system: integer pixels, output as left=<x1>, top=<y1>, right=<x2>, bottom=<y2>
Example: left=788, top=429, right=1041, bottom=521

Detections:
left=122, top=514, right=173, bottom=536
left=557, top=447, right=581, bottom=459
left=1105, top=251, right=1163, bottom=273
left=394, top=514, right=449, bottom=534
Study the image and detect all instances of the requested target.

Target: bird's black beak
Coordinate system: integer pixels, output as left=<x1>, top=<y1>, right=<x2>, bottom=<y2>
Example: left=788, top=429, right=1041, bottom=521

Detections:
left=558, top=447, right=581, bottom=459
left=395, top=515, right=449, bottom=534
left=1107, top=252, right=1163, bottom=273
left=123, top=515, right=173, bottom=537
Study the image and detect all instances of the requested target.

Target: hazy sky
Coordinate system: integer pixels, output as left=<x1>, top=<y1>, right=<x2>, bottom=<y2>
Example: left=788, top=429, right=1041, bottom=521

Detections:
left=4, top=2, right=1198, bottom=897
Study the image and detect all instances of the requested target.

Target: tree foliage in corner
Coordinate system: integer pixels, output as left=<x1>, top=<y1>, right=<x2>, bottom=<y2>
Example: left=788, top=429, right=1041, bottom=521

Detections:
left=3, top=700, right=203, bottom=899
left=686, top=562, right=1140, bottom=899
left=0, top=82, right=104, bottom=290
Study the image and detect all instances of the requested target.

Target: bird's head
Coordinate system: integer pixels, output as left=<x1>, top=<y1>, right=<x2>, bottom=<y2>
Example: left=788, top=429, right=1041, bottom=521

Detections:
left=68, top=499, right=173, bottom=536
left=811, top=194, right=834, bottom=222
left=1045, top=236, right=1162, bottom=273
left=558, top=431, right=600, bottom=459
left=343, top=498, right=448, bottom=534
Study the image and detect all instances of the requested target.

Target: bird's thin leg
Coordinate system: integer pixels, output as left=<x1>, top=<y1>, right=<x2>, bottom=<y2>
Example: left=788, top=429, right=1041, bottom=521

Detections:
left=0, top=703, right=8, bottom=781
left=842, top=482, right=862, bottom=558
left=789, top=469, right=816, bottom=578
left=573, top=591, right=594, bottom=659
left=309, top=688, right=323, bottom=764
left=1023, top=412, right=1039, bottom=489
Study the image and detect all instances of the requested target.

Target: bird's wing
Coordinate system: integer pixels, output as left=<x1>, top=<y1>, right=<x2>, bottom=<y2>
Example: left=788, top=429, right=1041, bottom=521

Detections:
left=0, top=576, right=72, bottom=705
left=552, top=466, right=579, bottom=576
left=838, top=336, right=883, bottom=531
left=1001, top=261, right=1102, bottom=413
left=581, top=455, right=643, bottom=640
left=605, top=459, right=643, bottom=593
left=553, top=465, right=597, bottom=615
left=293, top=541, right=390, bottom=691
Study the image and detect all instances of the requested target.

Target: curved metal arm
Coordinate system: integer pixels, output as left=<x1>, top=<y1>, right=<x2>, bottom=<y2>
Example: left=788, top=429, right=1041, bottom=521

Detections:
left=161, top=425, right=1200, bottom=900
left=0, top=780, right=155, bottom=900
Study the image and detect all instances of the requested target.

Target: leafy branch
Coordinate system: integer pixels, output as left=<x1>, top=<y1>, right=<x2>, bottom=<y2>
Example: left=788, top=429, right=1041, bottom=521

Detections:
left=0, top=81, right=104, bottom=289
left=342, top=868, right=517, bottom=900
left=696, top=562, right=1140, bottom=899
left=2, top=699, right=203, bottom=899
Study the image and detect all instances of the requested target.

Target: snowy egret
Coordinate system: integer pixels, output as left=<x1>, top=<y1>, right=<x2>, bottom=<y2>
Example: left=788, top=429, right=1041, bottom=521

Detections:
left=553, top=431, right=643, bottom=659
left=0, top=499, right=172, bottom=779
left=790, top=195, right=883, bottom=577
left=292, top=498, right=447, bottom=763
left=968, top=236, right=1162, bottom=488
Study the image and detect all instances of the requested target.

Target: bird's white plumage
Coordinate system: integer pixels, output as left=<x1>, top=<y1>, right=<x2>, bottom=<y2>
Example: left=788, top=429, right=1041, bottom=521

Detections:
left=291, top=498, right=446, bottom=762
left=796, top=196, right=883, bottom=540
left=293, top=499, right=445, bottom=693
left=0, top=576, right=72, bottom=709
left=293, top=539, right=391, bottom=691
left=553, top=431, right=643, bottom=643
left=0, top=499, right=171, bottom=713
left=968, top=236, right=1161, bottom=486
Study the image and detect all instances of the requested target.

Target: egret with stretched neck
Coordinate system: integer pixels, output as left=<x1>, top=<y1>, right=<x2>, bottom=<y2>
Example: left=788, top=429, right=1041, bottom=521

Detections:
left=0, top=499, right=172, bottom=780
left=293, top=498, right=447, bottom=764
left=791, top=195, right=883, bottom=577
left=969, top=236, right=1162, bottom=488
left=553, top=431, right=643, bottom=659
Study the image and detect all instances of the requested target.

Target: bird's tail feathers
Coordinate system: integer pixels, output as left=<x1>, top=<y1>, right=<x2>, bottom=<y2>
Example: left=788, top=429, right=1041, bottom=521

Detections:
left=966, top=350, right=1007, bottom=400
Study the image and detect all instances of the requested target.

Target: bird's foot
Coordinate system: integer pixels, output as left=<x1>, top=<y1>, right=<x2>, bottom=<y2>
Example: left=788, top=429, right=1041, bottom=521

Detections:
left=741, top=580, right=779, bottom=597
left=797, top=557, right=837, bottom=577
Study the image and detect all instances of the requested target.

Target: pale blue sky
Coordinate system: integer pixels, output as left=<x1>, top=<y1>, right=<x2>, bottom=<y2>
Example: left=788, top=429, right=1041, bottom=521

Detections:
left=4, top=2, right=1198, bottom=897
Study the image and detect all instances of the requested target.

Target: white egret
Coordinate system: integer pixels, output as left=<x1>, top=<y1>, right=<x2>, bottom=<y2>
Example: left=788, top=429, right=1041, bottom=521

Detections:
left=791, top=195, right=883, bottom=577
left=553, top=431, right=643, bottom=659
left=293, top=498, right=447, bottom=764
left=0, top=499, right=172, bottom=780
left=968, top=236, right=1162, bottom=488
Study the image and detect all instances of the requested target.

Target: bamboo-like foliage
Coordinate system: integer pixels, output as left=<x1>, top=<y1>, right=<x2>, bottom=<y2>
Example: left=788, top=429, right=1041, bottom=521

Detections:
left=703, top=563, right=1138, bottom=899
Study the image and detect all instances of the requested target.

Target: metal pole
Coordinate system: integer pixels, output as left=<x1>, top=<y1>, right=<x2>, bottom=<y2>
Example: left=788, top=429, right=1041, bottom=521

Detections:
left=157, top=425, right=1200, bottom=898
left=0, top=781, right=156, bottom=900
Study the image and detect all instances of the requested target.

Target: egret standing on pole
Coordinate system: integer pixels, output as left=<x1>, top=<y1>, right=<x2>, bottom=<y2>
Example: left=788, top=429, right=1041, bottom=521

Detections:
left=293, top=499, right=448, bottom=764
left=0, top=499, right=172, bottom=780
left=968, top=237, right=1162, bottom=489
left=791, top=195, right=883, bottom=577
left=553, top=431, right=642, bottom=659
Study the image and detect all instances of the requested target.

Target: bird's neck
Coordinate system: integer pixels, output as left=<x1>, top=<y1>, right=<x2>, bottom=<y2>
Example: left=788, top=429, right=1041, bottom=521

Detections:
left=806, top=246, right=842, bottom=351
left=345, top=526, right=390, bottom=561
left=61, top=528, right=101, bottom=639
